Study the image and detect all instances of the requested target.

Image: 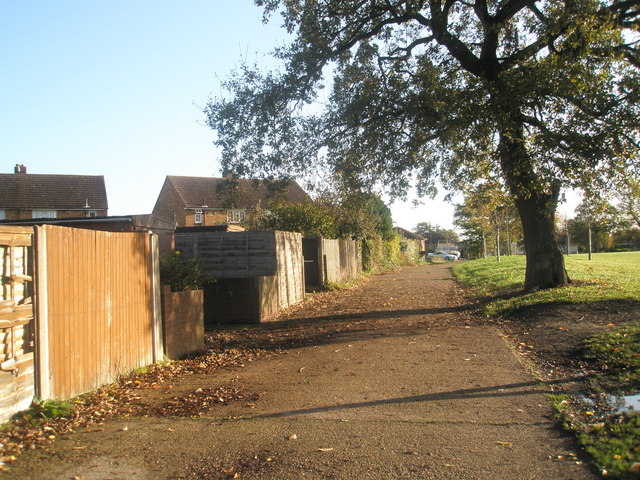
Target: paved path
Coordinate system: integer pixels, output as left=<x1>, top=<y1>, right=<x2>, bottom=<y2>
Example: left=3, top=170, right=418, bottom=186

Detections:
left=5, top=264, right=595, bottom=479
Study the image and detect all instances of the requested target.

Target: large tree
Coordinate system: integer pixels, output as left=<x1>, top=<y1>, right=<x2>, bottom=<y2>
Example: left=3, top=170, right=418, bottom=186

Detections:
left=206, top=0, right=640, bottom=289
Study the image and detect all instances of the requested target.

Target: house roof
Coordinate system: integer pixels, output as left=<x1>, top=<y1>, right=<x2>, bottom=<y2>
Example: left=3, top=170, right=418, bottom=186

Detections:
left=0, top=172, right=108, bottom=210
left=164, top=176, right=311, bottom=209
left=393, top=226, right=427, bottom=240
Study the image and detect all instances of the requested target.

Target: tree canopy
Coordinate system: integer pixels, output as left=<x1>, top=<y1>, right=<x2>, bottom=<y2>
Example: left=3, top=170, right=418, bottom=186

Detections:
left=206, top=0, right=640, bottom=289
left=413, top=222, right=460, bottom=247
left=252, top=193, right=395, bottom=240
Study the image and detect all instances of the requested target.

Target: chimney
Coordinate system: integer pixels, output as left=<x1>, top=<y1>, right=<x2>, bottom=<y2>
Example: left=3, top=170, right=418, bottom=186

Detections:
left=14, top=164, right=27, bottom=174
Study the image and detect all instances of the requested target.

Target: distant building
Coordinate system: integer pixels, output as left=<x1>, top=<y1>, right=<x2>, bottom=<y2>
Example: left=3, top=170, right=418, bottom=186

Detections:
left=393, top=227, right=428, bottom=252
left=0, top=164, right=108, bottom=220
left=152, top=175, right=311, bottom=228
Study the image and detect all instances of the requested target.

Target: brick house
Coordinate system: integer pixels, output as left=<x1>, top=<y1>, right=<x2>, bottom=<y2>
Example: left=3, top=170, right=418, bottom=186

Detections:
left=152, top=176, right=311, bottom=228
left=0, top=165, right=108, bottom=220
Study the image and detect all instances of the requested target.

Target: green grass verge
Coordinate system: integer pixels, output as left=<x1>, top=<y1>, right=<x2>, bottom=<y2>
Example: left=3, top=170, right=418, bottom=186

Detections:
left=455, top=252, right=640, bottom=478
left=551, top=390, right=640, bottom=478
left=453, top=252, right=640, bottom=315
left=548, top=328, right=640, bottom=478
left=578, top=413, right=640, bottom=478
left=584, top=327, right=640, bottom=390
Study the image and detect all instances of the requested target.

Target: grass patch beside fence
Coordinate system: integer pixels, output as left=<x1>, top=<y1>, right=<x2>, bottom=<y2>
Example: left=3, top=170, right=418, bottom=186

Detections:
left=453, top=252, right=640, bottom=315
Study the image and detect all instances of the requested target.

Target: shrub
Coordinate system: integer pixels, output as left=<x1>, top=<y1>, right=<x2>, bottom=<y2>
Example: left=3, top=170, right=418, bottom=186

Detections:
left=159, top=250, right=212, bottom=291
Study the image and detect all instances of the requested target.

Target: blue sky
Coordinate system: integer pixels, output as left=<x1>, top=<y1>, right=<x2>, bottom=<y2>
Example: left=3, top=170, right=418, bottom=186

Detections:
left=1, top=1, right=575, bottom=231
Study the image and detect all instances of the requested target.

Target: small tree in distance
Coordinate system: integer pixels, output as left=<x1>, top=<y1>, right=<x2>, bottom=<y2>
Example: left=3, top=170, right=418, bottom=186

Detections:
left=413, top=222, right=460, bottom=249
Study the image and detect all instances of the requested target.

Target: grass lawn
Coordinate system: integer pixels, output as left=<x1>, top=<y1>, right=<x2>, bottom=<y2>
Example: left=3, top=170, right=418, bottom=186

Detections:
left=453, top=251, right=640, bottom=315
left=454, top=251, right=640, bottom=479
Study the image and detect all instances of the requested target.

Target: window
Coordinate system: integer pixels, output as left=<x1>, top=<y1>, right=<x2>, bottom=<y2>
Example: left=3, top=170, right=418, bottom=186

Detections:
left=227, top=209, right=246, bottom=224
left=86, top=211, right=97, bottom=218
left=0, top=210, right=5, bottom=220
left=194, top=209, right=203, bottom=224
left=32, top=210, right=57, bottom=219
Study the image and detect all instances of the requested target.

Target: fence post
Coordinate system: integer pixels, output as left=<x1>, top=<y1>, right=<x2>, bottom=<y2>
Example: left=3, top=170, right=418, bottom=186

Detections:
left=149, top=232, right=164, bottom=362
left=34, top=226, right=50, bottom=399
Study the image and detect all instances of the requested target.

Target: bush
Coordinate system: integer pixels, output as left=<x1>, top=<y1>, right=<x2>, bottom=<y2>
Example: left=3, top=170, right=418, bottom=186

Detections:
left=362, top=234, right=420, bottom=272
left=159, top=250, right=212, bottom=291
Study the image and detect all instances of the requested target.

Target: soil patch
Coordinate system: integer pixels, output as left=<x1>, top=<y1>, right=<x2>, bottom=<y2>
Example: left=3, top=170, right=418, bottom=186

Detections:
left=496, top=299, right=640, bottom=396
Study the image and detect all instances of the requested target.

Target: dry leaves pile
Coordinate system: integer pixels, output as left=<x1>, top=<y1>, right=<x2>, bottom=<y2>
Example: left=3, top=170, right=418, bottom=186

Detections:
left=155, top=385, right=260, bottom=418
left=0, top=345, right=270, bottom=470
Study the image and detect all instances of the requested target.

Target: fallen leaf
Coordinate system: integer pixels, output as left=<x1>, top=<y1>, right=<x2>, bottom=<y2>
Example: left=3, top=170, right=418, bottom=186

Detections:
left=496, top=441, right=512, bottom=446
left=318, top=447, right=334, bottom=452
left=288, top=434, right=298, bottom=441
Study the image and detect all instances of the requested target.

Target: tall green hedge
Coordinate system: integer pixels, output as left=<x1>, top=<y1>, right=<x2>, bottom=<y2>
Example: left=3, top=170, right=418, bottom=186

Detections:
left=362, top=234, right=421, bottom=272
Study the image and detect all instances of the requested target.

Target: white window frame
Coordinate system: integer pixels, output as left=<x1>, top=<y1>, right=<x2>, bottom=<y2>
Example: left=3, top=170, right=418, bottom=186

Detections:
left=86, top=211, right=97, bottom=218
left=32, top=210, right=57, bottom=219
left=194, top=209, right=203, bottom=224
left=227, top=209, right=246, bottom=224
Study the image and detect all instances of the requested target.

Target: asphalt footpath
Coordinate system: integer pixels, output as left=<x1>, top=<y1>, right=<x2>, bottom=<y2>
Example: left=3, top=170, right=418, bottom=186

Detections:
left=4, top=263, right=596, bottom=480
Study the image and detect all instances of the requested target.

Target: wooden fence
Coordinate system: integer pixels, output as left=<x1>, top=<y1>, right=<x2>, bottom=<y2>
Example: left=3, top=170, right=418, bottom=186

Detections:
left=302, top=237, right=361, bottom=289
left=161, top=286, right=203, bottom=359
left=35, top=225, right=162, bottom=400
left=175, top=231, right=277, bottom=278
left=176, top=231, right=304, bottom=323
left=0, top=227, right=36, bottom=421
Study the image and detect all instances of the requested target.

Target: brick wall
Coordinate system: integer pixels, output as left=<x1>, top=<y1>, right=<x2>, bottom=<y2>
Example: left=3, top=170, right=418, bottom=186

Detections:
left=161, top=286, right=204, bottom=359
left=2, top=209, right=108, bottom=220
left=152, top=180, right=185, bottom=226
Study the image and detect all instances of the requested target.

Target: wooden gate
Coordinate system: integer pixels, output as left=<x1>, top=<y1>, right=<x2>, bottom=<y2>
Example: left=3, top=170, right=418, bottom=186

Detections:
left=0, top=227, right=36, bottom=420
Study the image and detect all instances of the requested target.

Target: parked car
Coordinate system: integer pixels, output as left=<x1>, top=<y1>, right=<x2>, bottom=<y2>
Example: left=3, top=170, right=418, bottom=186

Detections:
left=427, top=250, right=457, bottom=261
left=447, top=250, right=461, bottom=259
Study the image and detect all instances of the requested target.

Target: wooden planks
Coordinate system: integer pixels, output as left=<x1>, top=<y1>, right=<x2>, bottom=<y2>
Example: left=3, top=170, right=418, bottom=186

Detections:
left=37, top=225, right=156, bottom=400
left=275, top=231, right=304, bottom=310
left=175, top=231, right=278, bottom=278
left=0, top=227, right=35, bottom=422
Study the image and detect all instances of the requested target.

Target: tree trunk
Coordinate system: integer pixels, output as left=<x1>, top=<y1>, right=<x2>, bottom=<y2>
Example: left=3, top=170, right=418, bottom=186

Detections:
left=495, top=98, right=569, bottom=290
left=515, top=195, right=569, bottom=290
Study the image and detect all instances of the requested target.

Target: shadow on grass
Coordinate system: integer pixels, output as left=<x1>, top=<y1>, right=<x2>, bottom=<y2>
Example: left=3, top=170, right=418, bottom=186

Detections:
left=496, top=298, right=640, bottom=323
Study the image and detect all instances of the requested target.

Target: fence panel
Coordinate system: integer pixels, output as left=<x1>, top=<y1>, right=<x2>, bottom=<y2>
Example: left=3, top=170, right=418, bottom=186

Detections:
left=275, top=231, right=304, bottom=310
left=36, top=225, right=160, bottom=400
left=0, top=227, right=35, bottom=421
left=175, top=231, right=277, bottom=278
